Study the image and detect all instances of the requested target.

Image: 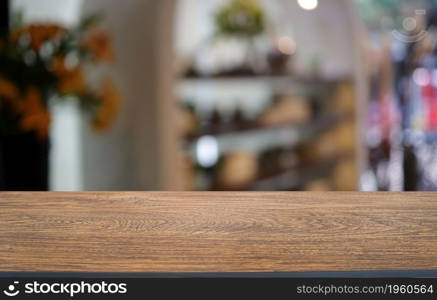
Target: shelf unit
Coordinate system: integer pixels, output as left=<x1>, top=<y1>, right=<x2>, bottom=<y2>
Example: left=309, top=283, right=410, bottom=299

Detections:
left=176, top=75, right=358, bottom=191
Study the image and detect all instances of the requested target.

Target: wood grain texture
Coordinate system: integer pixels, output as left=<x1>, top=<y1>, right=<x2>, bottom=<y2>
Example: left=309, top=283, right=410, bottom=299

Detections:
left=0, top=192, right=436, bottom=273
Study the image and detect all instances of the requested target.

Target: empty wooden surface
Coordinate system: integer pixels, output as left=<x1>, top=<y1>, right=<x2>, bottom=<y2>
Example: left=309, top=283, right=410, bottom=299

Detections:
left=0, top=192, right=436, bottom=273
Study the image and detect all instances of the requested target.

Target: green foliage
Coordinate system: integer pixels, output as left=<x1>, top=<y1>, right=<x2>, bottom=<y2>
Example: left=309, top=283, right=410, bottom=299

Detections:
left=78, top=13, right=104, bottom=31
left=215, top=0, right=265, bottom=37
left=10, top=10, right=24, bottom=30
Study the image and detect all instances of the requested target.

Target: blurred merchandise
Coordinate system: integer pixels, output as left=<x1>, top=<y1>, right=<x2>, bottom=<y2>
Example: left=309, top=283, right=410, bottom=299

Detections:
left=215, top=151, right=258, bottom=189
left=267, top=48, right=291, bottom=75
left=179, top=104, right=199, bottom=138
left=359, top=0, right=437, bottom=191
left=297, top=130, right=339, bottom=164
left=267, top=36, right=295, bottom=75
left=258, top=95, right=312, bottom=126
left=258, top=147, right=298, bottom=179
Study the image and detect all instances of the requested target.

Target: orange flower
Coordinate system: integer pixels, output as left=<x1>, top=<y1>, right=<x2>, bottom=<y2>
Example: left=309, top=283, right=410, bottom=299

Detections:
left=92, top=77, right=120, bottom=131
left=58, top=67, right=86, bottom=95
left=0, top=76, right=19, bottom=100
left=11, top=24, right=66, bottom=50
left=83, top=29, right=114, bottom=62
left=16, top=87, right=51, bottom=139
left=51, top=55, right=69, bottom=76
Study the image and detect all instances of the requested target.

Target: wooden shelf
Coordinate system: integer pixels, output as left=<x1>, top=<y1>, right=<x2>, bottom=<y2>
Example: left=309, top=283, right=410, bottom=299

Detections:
left=181, top=74, right=352, bottom=84
left=185, top=112, right=347, bottom=157
left=185, top=119, right=309, bottom=141
left=178, top=76, right=344, bottom=101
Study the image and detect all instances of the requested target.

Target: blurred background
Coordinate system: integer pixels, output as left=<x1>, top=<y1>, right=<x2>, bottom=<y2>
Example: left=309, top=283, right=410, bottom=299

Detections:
left=1, top=0, right=437, bottom=191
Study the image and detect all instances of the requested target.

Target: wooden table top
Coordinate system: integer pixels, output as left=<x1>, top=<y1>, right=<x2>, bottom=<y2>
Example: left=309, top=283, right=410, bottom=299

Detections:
left=0, top=192, right=436, bottom=273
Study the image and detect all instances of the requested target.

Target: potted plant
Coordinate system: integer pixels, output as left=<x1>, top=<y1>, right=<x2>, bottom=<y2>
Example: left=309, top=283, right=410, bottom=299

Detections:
left=185, top=0, right=266, bottom=77
left=0, top=14, right=120, bottom=190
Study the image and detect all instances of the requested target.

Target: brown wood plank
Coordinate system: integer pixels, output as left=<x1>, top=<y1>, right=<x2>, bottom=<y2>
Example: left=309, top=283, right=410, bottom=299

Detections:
left=0, top=192, right=436, bottom=273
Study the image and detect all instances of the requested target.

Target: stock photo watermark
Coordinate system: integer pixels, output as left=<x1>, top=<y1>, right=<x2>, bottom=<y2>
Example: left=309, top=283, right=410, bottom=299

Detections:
left=2, top=280, right=128, bottom=298
left=391, top=9, right=429, bottom=43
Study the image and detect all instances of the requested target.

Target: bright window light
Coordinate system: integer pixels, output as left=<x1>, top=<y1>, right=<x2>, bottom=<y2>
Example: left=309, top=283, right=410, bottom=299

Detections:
left=196, top=136, right=219, bottom=168
left=297, top=0, right=318, bottom=11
